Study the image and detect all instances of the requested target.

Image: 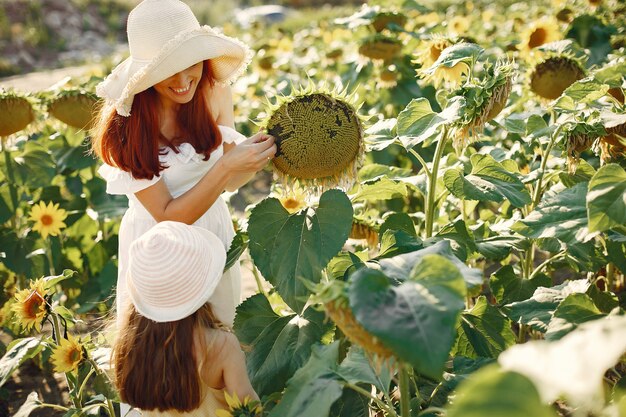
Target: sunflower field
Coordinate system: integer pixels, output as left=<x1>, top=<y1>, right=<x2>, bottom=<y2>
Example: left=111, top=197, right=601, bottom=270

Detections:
left=1, top=0, right=626, bottom=416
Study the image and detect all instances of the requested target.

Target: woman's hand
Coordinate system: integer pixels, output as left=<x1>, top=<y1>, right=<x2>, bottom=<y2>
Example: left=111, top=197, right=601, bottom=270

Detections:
left=221, top=132, right=276, bottom=173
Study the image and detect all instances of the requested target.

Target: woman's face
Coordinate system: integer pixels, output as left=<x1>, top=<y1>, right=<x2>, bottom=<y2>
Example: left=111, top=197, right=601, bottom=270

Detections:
left=153, top=62, right=203, bottom=107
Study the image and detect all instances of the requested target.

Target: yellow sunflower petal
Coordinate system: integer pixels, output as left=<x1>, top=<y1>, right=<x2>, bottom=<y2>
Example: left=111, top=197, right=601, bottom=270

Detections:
left=224, top=391, right=242, bottom=409
left=215, top=409, right=233, bottom=417
left=12, top=278, right=48, bottom=331
left=29, top=201, right=68, bottom=239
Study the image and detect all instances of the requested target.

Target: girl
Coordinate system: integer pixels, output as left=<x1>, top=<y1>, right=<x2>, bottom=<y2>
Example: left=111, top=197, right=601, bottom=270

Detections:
left=114, top=221, right=259, bottom=416
left=92, top=0, right=276, bottom=327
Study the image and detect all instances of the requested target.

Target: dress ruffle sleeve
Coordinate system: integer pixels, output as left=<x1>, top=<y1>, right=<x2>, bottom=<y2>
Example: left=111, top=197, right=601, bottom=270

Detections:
left=97, top=163, right=161, bottom=195
left=218, top=125, right=247, bottom=145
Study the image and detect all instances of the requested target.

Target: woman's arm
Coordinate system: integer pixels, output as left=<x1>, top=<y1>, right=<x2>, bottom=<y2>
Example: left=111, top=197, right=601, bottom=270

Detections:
left=220, top=333, right=260, bottom=402
left=134, top=133, right=274, bottom=224
left=212, top=84, right=271, bottom=192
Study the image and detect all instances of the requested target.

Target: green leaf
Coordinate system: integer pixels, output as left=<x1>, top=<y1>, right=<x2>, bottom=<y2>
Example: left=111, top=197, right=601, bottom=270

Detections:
left=513, top=182, right=598, bottom=244
left=377, top=229, right=424, bottom=259
left=452, top=296, right=516, bottom=359
left=423, top=42, right=484, bottom=72
left=336, top=346, right=391, bottom=393
left=248, top=190, right=353, bottom=313
left=55, top=141, right=94, bottom=172
left=558, top=159, right=596, bottom=188
left=397, top=97, right=464, bottom=149
left=446, top=366, right=557, bottom=417
left=349, top=255, right=465, bottom=379
left=43, top=270, right=76, bottom=290
left=525, top=114, right=555, bottom=143
left=378, top=240, right=483, bottom=290
left=357, top=163, right=412, bottom=182
left=553, top=79, right=610, bottom=112
left=504, top=279, right=590, bottom=332
left=379, top=212, right=416, bottom=237
left=586, top=164, right=626, bottom=233
left=225, top=232, right=248, bottom=272
left=0, top=187, right=13, bottom=223
left=0, top=338, right=43, bottom=387
left=351, top=177, right=408, bottom=202
left=234, top=294, right=333, bottom=397
left=13, top=141, right=56, bottom=189
left=545, top=293, right=605, bottom=340
left=328, top=388, right=370, bottom=417
left=490, top=265, right=552, bottom=305
left=268, top=343, right=343, bottom=417
left=444, top=154, right=531, bottom=207
left=499, top=316, right=626, bottom=409
left=364, top=118, right=399, bottom=151
left=13, top=392, right=43, bottom=417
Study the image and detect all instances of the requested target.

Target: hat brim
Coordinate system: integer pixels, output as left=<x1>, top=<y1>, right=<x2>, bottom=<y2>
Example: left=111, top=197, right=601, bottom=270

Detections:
left=96, top=26, right=253, bottom=116
left=126, top=226, right=227, bottom=323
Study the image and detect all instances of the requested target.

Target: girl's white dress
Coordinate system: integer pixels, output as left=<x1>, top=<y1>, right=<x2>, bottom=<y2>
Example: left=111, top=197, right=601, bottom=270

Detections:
left=98, top=125, right=246, bottom=327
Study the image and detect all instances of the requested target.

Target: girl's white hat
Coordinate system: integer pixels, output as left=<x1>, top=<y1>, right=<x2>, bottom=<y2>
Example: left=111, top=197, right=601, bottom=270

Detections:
left=126, top=221, right=226, bottom=323
left=96, top=0, right=253, bottom=116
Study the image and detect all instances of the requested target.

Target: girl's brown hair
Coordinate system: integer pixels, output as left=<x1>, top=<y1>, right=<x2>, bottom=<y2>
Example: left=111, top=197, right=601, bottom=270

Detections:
left=113, top=302, right=223, bottom=412
left=91, top=60, right=222, bottom=180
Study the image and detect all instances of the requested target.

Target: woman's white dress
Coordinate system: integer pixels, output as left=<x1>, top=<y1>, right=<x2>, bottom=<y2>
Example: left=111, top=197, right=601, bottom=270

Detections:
left=98, top=125, right=246, bottom=327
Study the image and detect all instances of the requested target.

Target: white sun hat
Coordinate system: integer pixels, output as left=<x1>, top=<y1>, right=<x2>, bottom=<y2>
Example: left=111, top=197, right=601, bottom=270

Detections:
left=96, top=0, right=253, bottom=116
left=126, top=221, right=226, bottom=323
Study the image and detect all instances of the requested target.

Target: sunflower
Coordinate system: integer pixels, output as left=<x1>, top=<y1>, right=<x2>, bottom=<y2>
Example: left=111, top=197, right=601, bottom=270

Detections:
left=273, top=184, right=308, bottom=213
left=377, top=65, right=399, bottom=89
left=519, top=19, right=561, bottom=54
left=51, top=334, right=84, bottom=373
left=413, top=36, right=454, bottom=70
left=448, top=15, right=470, bottom=36
left=29, top=201, right=68, bottom=239
left=417, top=41, right=479, bottom=88
left=215, top=391, right=262, bottom=417
left=0, top=90, right=35, bottom=136
left=12, top=278, right=49, bottom=331
left=260, top=84, right=365, bottom=192
left=349, top=217, right=379, bottom=248
left=529, top=54, right=586, bottom=100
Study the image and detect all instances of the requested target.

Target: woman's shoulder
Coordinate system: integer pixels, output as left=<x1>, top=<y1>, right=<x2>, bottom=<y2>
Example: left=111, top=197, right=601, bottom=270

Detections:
left=205, top=83, right=233, bottom=120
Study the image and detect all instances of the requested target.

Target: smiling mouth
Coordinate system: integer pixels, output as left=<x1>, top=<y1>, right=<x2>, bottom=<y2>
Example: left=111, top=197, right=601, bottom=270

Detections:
left=170, top=81, right=192, bottom=95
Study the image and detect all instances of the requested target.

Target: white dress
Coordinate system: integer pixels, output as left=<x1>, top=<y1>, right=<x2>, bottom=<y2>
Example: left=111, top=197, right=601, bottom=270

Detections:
left=98, top=125, right=246, bottom=327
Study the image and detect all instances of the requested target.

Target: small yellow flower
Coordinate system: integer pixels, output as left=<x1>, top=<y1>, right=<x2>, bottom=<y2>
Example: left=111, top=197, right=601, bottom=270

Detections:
left=519, top=19, right=561, bottom=54
left=449, top=15, right=470, bottom=35
left=275, top=185, right=308, bottom=214
left=12, top=278, right=49, bottom=331
left=217, top=391, right=262, bottom=417
left=414, top=37, right=454, bottom=69
left=29, top=201, right=67, bottom=239
left=51, top=333, right=83, bottom=373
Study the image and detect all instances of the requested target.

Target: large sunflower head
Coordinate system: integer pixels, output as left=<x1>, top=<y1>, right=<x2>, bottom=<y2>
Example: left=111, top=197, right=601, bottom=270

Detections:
left=452, top=60, right=515, bottom=152
left=215, top=391, right=262, bottom=417
left=358, top=34, right=403, bottom=62
left=12, top=278, right=49, bottom=332
left=529, top=47, right=586, bottom=101
left=0, top=89, right=35, bottom=137
left=51, top=333, right=84, bottom=373
left=260, top=84, right=365, bottom=192
left=562, top=119, right=606, bottom=173
left=349, top=216, right=380, bottom=248
left=413, top=36, right=455, bottom=70
left=46, top=89, right=98, bottom=130
left=29, top=201, right=68, bottom=239
left=371, top=11, right=408, bottom=32
left=519, top=18, right=561, bottom=55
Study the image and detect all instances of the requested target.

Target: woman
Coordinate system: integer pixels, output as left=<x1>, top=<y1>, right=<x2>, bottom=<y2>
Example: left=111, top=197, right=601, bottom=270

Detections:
left=92, top=0, right=276, bottom=327
left=114, top=221, right=260, bottom=416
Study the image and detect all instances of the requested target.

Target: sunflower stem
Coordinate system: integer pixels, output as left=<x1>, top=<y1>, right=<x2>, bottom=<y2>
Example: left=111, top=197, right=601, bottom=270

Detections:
left=529, top=251, right=567, bottom=281
left=46, top=238, right=56, bottom=276
left=2, top=136, right=19, bottom=227
left=77, top=367, right=96, bottom=404
left=408, top=148, right=431, bottom=179
left=86, top=357, right=117, bottom=417
left=425, top=126, right=449, bottom=238
left=250, top=263, right=267, bottom=297
left=344, top=382, right=398, bottom=417
left=39, top=403, right=70, bottom=412
left=51, top=313, right=80, bottom=409
left=399, top=364, right=411, bottom=417
left=607, top=263, right=615, bottom=291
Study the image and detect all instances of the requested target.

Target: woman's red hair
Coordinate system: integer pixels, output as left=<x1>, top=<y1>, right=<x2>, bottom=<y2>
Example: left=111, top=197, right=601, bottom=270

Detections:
left=92, top=60, right=222, bottom=179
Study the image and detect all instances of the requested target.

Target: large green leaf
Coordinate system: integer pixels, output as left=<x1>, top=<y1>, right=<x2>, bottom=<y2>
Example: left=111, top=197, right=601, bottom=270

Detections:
left=13, top=141, right=56, bottom=189
left=348, top=255, right=466, bottom=379
left=499, top=316, right=626, bottom=411
left=336, top=346, right=391, bottom=393
left=444, top=154, right=531, bottom=207
left=328, top=388, right=369, bottom=417
left=553, top=79, right=610, bottom=112
left=377, top=229, right=424, bottom=259
left=452, top=296, right=516, bottom=359
left=446, top=366, right=557, bottom=417
left=504, top=279, right=590, bottom=332
left=586, top=164, right=626, bottom=233
left=512, top=182, right=598, bottom=244
left=350, top=177, right=409, bottom=202
left=378, top=240, right=483, bottom=290
left=489, top=265, right=552, bottom=305
left=544, top=293, right=605, bottom=340
left=234, top=294, right=333, bottom=397
left=422, top=42, right=484, bottom=72
left=248, top=189, right=353, bottom=312
left=396, top=97, right=464, bottom=149
left=379, top=212, right=416, bottom=237
left=268, top=343, right=343, bottom=417
left=0, top=338, right=43, bottom=387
